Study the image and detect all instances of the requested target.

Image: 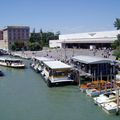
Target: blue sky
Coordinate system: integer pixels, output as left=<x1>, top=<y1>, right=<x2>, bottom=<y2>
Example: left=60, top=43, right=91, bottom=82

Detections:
left=0, top=0, right=120, bottom=34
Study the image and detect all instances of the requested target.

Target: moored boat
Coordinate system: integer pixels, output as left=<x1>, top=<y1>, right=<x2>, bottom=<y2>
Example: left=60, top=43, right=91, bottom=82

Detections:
left=93, top=92, right=117, bottom=106
left=101, top=101, right=120, bottom=114
left=0, top=57, right=25, bottom=68
left=42, top=60, right=74, bottom=87
left=30, top=57, right=54, bottom=72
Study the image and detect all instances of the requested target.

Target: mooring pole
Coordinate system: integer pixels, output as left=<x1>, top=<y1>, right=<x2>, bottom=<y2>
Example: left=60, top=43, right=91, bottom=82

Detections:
left=116, top=87, right=119, bottom=115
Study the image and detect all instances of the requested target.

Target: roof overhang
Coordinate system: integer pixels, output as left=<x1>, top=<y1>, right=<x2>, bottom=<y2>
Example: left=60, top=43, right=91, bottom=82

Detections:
left=43, top=61, right=72, bottom=69
left=60, top=38, right=116, bottom=44
left=72, top=55, right=113, bottom=64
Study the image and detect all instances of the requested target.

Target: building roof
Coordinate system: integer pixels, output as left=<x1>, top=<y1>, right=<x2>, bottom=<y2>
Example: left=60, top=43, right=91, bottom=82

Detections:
left=59, top=30, right=120, bottom=43
left=7, top=26, right=29, bottom=28
left=43, top=61, right=72, bottom=69
left=60, top=30, right=120, bottom=40
left=33, top=57, right=54, bottom=62
left=62, top=38, right=115, bottom=43
left=72, top=55, right=113, bottom=64
left=3, top=26, right=29, bottom=31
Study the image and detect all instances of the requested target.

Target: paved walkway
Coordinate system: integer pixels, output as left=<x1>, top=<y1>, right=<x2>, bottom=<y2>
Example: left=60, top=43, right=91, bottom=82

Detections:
left=11, top=48, right=116, bottom=61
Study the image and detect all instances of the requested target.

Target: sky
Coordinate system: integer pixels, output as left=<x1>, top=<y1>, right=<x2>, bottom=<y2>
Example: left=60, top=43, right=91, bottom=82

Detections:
left=0, top=0, right=120, bottom=34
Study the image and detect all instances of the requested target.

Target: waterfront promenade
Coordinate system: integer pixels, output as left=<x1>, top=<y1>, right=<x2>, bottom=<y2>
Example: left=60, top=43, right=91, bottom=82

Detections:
left=11, top=48, right=116, bottom=61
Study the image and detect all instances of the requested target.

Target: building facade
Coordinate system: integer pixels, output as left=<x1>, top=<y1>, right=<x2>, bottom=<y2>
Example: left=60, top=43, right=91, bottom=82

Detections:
left=49, top=30, right=120, bottom=49
left=0, top=26, right=30, bottom=51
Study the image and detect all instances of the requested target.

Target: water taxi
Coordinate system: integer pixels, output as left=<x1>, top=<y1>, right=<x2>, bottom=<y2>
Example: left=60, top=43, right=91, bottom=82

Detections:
left=93, top=92, right=117, bottom=106
left=0, top=57, right=25, bottom=68
left=30, top=57, right=54, bottom=72
left=101, top=101, right=120, bottom=114
left=42, top=60, right=74, bottom=87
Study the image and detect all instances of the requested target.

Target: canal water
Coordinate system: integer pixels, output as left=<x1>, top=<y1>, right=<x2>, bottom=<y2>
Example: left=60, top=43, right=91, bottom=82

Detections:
left=0, top=59, right=120, bottom=120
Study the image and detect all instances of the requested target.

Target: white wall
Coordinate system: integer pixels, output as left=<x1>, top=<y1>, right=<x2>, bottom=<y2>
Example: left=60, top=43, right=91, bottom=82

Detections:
left=49, top=40, right=62, bottom=48
left=0, top=40, right=8, bottom=51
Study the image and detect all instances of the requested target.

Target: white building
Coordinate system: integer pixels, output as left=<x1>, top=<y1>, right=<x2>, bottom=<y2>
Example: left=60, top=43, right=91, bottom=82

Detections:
left=49, top=30, right=120, bottom=49
left=49, top=40, right=62, bottom=48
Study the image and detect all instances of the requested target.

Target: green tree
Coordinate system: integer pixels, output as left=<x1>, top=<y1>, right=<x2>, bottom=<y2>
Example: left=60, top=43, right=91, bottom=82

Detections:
left=113, top=46, right=120, bottom=58
left=29, top=29, right=60, bottom=49
left=55, top=31, right=60, bottom=39
left=112, top=18, right=120, bottom=58
left=11, top=44, right=17, bottom=51
left=114, top=18, right=120, bottom=30
left=28, top=42, right=42, bottom=51
left=112, top=34, right=120, bottom=49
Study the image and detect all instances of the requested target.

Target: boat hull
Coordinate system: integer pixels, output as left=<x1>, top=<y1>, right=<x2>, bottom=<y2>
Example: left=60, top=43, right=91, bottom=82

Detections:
left=0, top=63, right=25, bottom=68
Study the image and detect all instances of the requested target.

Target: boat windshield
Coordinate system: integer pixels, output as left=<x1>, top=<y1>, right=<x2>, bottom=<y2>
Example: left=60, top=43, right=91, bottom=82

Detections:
left=5, top=60, right=23, bottom=63
left=52, top=70, right=70, bottom=77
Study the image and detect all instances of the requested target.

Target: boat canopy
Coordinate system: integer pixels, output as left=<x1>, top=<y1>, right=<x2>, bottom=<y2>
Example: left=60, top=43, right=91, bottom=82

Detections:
left=33, top=57, right=54, bottom=62
left=43, top=61, right=72, bottom=70
left=0, top=57, right=22, bottom=62
left=72, top=55, right=113, bottom=64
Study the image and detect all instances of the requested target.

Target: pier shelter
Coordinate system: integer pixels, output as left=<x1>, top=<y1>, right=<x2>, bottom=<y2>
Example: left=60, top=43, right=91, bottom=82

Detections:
left=71, top=55, right=116, bottom=82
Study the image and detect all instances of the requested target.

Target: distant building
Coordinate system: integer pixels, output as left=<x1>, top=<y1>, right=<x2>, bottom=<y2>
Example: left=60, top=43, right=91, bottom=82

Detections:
left=49, top=40, right=61, bottom=48
left=49, top=30, right=120, bottom=49
left=0, top=26, right=30, bottom=51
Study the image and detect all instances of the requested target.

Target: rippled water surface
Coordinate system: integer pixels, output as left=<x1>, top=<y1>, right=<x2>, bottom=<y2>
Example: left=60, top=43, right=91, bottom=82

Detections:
left=0, top=59, right=120, bottom=120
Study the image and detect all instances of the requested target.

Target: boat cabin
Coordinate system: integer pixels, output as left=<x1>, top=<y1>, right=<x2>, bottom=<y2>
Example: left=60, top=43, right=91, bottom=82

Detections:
left=30, top=56, right=54, bottom=72
left=43, top=60, right=74, bottom=86
left=0, top=57, right=25, bottom=68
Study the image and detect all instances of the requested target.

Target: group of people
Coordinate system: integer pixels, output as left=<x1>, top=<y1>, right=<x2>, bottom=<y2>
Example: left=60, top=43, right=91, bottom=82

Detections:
left=92, top=48, right=112, bottom=58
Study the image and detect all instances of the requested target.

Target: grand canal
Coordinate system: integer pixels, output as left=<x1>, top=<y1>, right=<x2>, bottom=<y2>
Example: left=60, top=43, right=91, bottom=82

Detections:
left=0, top=59, right=120, bottom=120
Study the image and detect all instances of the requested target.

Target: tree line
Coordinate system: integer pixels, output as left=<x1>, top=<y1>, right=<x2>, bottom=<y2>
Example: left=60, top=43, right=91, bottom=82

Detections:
left=11, top=29, right=60, bottom=51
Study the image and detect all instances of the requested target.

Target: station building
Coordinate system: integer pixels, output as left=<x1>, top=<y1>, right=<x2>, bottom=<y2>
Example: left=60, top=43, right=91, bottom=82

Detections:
left=49, top=30, right=120, bottom=49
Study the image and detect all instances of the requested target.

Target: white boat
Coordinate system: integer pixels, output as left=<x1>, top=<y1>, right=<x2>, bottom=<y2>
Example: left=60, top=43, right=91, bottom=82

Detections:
left=0, top=57, right=25, bottom=68
left=101, top=101, right=120, bottom=114
left=42, top=60, right=74, bottom=87
left=93, top=92, right=116, bottom=106
left=30, top=57, right=54, bottom=72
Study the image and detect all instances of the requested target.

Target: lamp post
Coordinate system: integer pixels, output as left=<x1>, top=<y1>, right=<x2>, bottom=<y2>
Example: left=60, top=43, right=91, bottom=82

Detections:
left=64, top=40, right=67, bottom=61
left=111, top=61, right=119, bottom=115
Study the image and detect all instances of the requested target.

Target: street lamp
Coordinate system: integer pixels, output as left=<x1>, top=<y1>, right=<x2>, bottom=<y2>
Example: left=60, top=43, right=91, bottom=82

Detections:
left=64, top=40, right=67, bottom=61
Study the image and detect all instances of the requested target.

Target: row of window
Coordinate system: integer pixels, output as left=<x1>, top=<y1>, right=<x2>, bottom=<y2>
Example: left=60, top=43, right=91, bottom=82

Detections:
left=8, top=33, right=29, bottom=39
left=8, top=29, right=29, bottom=33
left=9, top=33, right=29, bottom=36
left=9, top=36, right=29, bottom=40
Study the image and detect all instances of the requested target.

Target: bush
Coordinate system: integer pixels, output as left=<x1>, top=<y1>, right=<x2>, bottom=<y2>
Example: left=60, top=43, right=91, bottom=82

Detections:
left=113, top=46, right=120, bottom=58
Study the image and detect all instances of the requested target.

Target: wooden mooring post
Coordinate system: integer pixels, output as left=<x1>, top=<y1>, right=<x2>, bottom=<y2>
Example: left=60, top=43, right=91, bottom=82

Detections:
left=116, top=87, right=119, bottom=115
